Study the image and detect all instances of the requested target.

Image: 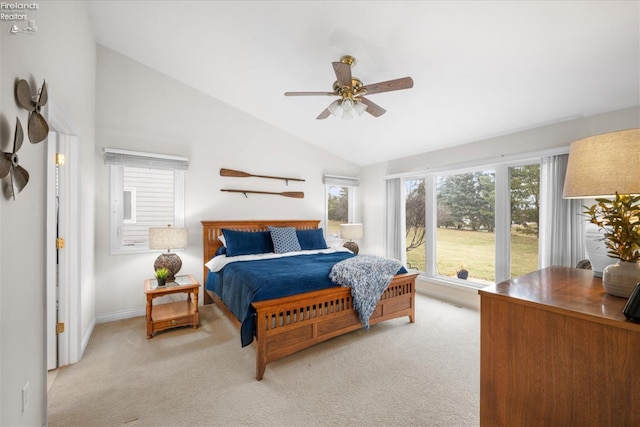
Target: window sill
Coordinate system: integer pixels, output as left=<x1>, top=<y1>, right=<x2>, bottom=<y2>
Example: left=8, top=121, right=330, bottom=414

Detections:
left=414, top=274, right=483, bottom=310
left=415, top=272, right=493, bottom=290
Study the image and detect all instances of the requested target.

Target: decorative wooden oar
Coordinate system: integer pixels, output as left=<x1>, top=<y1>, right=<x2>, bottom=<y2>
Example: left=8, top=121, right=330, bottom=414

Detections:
left=220, top=168, right=305, bottom=185
left=221, top=189, right=304, bottom=199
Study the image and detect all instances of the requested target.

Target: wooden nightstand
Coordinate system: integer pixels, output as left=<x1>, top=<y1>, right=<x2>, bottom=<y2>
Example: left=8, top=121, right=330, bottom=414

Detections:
left=144, top=274, right=200, bottom=338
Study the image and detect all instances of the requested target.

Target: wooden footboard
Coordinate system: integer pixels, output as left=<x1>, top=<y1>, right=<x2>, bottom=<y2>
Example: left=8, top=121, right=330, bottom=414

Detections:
left=201, top=220, right=417, bottom=380
left=252, top=272, right=417, bottom=380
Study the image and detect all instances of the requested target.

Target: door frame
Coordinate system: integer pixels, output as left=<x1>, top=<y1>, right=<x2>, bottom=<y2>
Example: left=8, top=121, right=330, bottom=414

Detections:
left=46, top=94, right=81, bottom=368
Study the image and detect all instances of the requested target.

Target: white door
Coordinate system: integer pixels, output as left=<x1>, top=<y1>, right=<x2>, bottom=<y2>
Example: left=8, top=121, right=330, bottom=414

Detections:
left=46, top=131, right=79, bottom=370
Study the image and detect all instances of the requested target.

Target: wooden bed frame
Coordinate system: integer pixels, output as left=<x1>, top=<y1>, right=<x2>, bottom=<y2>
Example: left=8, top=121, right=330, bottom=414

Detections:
left=202, top=219, right=418, bottom=380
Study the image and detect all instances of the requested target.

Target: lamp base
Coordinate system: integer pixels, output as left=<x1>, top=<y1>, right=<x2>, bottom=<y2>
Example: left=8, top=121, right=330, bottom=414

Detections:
left=153, top=253, right=182, bottom=282
left=343, top=241, right=359, bottom=254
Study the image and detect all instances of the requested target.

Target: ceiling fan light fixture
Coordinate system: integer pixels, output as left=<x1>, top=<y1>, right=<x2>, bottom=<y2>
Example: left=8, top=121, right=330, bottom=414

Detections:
left=341, top=97, right=355, bottom=111
left=354, top=100, right=367, bottom=116
left=285, top=54, right=413, bottom=120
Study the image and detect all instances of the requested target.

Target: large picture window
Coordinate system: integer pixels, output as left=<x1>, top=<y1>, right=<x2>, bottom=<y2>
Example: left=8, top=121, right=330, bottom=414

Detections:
left=105, top=149, right=188, bottom=254
left=403, top=161, right=540, bottom=286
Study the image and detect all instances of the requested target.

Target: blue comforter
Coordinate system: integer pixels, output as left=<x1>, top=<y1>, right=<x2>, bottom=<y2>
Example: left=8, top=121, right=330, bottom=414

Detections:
left=207, top=252, right=355, bottom=346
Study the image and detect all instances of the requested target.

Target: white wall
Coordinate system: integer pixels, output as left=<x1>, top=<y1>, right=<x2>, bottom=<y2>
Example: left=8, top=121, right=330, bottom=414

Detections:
left=360, top=106, right=640, bottom=308
left=386, top=106, right=640, bottom=176
left=0, top=3, right=96, bottom=426
left=94, top=46, right=360, bottom=321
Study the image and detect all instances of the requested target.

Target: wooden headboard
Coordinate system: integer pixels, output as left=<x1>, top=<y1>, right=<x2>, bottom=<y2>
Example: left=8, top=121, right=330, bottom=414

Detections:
left=201, top=220, right=320, bottom=304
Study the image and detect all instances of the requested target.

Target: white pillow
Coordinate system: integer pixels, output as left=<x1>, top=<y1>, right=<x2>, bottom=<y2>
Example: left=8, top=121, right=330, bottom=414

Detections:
left=218, top=234, right=226, bottom=247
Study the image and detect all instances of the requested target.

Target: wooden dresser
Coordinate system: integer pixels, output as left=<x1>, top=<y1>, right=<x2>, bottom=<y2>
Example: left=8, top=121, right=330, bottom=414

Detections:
left=478, top=266, right=640, bottom=426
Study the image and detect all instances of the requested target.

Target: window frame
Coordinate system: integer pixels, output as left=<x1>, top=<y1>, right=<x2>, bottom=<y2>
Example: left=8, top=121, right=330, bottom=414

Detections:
left=323, top=174, right=359, bottom=246
left=402, top=157, right=543, bottom=288
left=106, top=149, right=187, bottom=255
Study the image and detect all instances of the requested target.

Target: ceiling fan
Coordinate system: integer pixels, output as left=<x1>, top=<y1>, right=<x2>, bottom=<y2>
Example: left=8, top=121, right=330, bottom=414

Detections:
left=284, top=55, right=414, bottom=120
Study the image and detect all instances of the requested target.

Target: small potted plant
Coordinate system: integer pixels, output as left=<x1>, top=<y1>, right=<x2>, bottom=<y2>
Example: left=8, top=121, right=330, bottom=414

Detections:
left=154, top=267, right=170, bottom=287
left=585, top=193, right=640, bottom=297
left=456, top=265, right=469, bottom=280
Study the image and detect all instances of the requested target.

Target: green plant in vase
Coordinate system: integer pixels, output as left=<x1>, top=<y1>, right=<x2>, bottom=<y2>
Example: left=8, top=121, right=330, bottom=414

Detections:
left=585, top=193, right=640, bottom=297
left=154, top=267, right=170, bottom=287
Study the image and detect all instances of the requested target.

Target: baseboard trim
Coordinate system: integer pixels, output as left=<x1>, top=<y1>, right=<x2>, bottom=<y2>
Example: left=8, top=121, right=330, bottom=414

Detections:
left=416, top=278, right=480, bottom=310
left=96, top=308, right=145, bottom=324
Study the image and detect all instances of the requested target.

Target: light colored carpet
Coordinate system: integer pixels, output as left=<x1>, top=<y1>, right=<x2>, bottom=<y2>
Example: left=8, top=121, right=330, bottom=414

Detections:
left=48, top=293, right=480, bottom=426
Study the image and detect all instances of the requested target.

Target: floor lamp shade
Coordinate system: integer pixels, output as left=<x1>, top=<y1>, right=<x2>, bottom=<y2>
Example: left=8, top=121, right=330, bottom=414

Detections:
left=149, top=226, right=188, bottom=281
left=340, top=223, right=363, bottom=254
left=563, top=129, right=640, bottom=198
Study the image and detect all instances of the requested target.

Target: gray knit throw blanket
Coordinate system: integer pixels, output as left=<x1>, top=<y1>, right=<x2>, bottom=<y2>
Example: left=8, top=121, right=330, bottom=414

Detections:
left=329, top=254, right=403, bottom=328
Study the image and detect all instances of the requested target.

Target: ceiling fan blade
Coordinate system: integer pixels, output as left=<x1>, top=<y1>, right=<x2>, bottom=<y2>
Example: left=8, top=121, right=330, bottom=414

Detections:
left=10, top=165, right=29, bottom=199
left=13, top=117, right=24, bottom=154
left=316, top=108, right=331, bottom=120
left=37, top=80, right=48, bottom=107
left=28, top=112, right=49, bottom=144
left=284, top=91, right=336, bottom=96
left=362, top=77, right=414, bottom=95
left=359, top=97, right=387, bottom=117
left=332, top=61, right=352, bottom=89
left=15, top=80, right=35, bottom=112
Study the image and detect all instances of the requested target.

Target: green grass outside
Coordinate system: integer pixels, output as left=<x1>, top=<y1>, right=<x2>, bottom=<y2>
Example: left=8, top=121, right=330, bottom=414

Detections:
left=327, top=220, right=341, bottom=236
left=330, top=220, right=538, bottom=283
left=407, top=227, right=538, bottom=282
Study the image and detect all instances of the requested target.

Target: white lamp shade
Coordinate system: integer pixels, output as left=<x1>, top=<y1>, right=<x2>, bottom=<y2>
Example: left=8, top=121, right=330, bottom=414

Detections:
left=328, top=98, right=367, bottom=120
left=340, top=223, right=364, bottom=241
left=148, top=226, right=188, bottom=251
left=563, top=129, right=640, bottom=198
left=354, top=101, right=368, bottom=116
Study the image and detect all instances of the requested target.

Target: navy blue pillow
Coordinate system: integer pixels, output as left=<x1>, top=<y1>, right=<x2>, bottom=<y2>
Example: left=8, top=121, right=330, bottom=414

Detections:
left=296, top=228, right=328, bottom=250
left=221, top=229, right=274, bottom=257
left=214, top=246, right=227, bottom=256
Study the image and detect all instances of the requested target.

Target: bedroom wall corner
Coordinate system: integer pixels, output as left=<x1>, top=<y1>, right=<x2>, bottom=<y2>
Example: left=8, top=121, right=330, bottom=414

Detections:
left=359, top=162, right=389, bottom=257
left=93, top=46, right=360, bottom=321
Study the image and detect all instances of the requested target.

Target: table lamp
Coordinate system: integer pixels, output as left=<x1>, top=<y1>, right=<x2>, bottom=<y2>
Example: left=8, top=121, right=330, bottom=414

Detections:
left=149, top=225, right=188, bottom=282
left=563, top=128, right=640, bottom=297
left=340, top=223, right=363, bottom=254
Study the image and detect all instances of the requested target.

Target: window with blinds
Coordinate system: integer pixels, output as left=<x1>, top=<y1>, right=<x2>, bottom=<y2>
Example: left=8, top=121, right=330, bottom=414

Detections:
left=105, top=149, right=188, bottom=254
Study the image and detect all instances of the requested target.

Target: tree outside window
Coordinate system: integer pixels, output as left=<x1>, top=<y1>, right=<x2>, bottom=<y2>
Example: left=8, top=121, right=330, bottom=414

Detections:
left=326, top=185, right=349, bottom=246
left=404, top=163, right=539, bottom=285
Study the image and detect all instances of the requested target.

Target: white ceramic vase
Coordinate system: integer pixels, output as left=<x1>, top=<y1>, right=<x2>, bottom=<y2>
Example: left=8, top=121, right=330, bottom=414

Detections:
left=602, top=260, right=640, bottom=298
left=584, top=223, right=617, bottom=277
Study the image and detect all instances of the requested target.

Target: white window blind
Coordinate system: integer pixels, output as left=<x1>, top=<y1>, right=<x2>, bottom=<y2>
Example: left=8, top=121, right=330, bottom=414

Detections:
left=104, top=148, right=189, bottom=170
left=323, top=174, right=360, bottom=187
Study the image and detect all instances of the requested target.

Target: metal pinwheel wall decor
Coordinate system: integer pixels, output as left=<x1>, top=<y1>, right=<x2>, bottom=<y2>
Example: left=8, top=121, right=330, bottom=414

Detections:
left=15, top=79, right=49, bottom=144
left=0, top=118, right=29, bottom=200
left=0, top=77, right=49, bottom=200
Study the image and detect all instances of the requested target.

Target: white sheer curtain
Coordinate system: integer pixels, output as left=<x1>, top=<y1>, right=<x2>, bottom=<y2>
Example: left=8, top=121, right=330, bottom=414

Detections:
left=385, top=178, right=404, bottom=262
left=539, top=154, right=586, bottom=268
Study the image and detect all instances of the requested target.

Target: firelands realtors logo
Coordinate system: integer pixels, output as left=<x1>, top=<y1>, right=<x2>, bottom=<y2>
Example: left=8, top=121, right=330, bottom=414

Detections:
left=1, top=2, right=39, bottom=34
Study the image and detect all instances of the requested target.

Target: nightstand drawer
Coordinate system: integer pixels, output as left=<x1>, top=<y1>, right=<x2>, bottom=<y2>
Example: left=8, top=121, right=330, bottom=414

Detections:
left=153, top=314, right=195, bottom=331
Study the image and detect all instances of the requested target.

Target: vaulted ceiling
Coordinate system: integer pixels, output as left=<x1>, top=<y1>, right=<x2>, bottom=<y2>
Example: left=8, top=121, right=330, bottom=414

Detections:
left=86, top=1, right=640, bottom=166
